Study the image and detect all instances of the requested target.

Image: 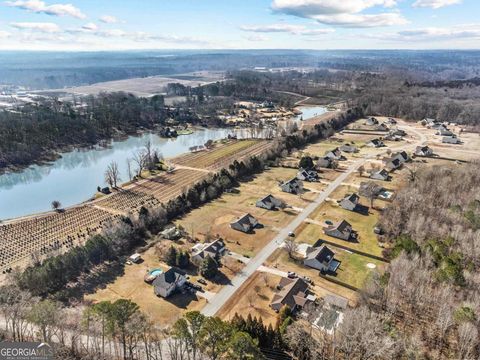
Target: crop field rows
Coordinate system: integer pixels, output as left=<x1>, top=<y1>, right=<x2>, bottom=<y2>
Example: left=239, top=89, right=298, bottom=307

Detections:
left=133, top=169, right=209, bottom=202
left=0, top=206, right=115, bottom=272
left=171, top=140, right=270, bottom=169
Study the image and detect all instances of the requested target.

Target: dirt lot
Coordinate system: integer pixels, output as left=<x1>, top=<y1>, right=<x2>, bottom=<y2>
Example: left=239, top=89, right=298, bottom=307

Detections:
left=217, top=271, right=281, bottom=326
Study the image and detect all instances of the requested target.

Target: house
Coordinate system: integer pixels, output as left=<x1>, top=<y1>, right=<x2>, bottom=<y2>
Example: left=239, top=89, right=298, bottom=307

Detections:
left=317, top=156, right=333, bottom=169
left=386, top=118, right=397, bottom=125
left=297, top=168, right=319, bottom=182
left=376, top=123, right=390, bottom=132
left=383, top=151, right=410, bottom=171
left=324, top=220, right=356, bottom=241
left=443, top=136, right=461, bottom=144
left=415, top=145, right=434, bottom=157
left=161, top=226, right=181, bottom=240
left=325, top=148, right=345, bottom=161
left=367, top=138, right=385, bottom=148
left=393, top=151, right=410, bottom=163
left=270, top=277, right=315, bottom=313
left=432, top=123, right=447, bottom=131
left=280, top=178, right=303, bottom=194
left=424, top=118, right=438, bottom=126
left=369, top=169, right=391, bottom=181
left=338, top=193, right=360, bottom=211
left=191, top=239, right=226, bottom=265
left=366, top=117, right=379, bottom=126
left=303, top=245, right=339, bottom=272
left=384, top=157, right=402, bottom=171
left=391, top=129, right=407, bottom=137
left=256, top=194, right=283, bottom=210
left=153, top=268, right=187, bottom=298
left=384, top=133, right=403, bottom=142
left=437, top=128, right=454, bottom=137
left=339, top=143, right=358, bottom=153
left=230, top=213, right=259, bottom=233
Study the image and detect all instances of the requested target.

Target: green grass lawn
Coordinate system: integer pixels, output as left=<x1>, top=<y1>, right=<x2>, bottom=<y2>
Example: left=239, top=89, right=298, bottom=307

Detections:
left=326, top=250, right=385, bottom=289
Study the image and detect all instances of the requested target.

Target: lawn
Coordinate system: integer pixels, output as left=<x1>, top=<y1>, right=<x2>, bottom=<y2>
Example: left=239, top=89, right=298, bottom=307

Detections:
left=216, top=271, right=281, bottom=327
left=265, top=249, right=358, bottom=303
left=326, top=249, right=385, bottom=289
left=307, top=199, right=383, bottom=257
left=85, top=246, right=206, bottom=327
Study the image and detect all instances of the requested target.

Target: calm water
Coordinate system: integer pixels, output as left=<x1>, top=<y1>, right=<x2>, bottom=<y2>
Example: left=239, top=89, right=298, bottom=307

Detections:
left=0, top=106, right=326, bottom=220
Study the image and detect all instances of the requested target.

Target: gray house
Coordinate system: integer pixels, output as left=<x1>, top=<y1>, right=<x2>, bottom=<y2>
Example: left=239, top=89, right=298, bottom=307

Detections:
left=324, top=220, right=356, bottom=241
left=369, top=169, right=390, bottom=181
left=367, top=138, right=385, bottom=148
left=270, top=277, right=314, bottom=313
left=256, top=194, right=284, bottom=210
left=339, top=143, right=359, bottom=153
left=303, top=245, right=339, bottom=272
left=437, top=128, right=454, bottom=136
left=325, top=148, right=345, bottom=161
left=153, top=268, right=187, bottom=298
left=384, top=157, right=402, bottom=171
left=376, top=123, right=389, bottom=132
left=415, top=146, right=434, bottom=157
left=191, top=239, right=226, bottom=265
left=366, top=117, right=379, bottom=126
left=297, top=168, right=319, bottom=182
left=443, top=136, right=461, bottom=144
left=317, top=156, right=333, bottom=169
left=230, top=213, right=259, bottom=233
left=338, top=193, right=360, bottom=211
left=280, top=178, right=303, bottom=194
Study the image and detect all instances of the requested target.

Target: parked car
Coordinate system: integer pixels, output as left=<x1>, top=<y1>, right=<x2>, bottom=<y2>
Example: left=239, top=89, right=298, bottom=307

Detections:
left=198, top=278, right=207, bottom=285
left=287, top=271, right=297, bottom=278
left=288, top=231, right=295, bottom=237
left=303, top=276, right=312, bottom=284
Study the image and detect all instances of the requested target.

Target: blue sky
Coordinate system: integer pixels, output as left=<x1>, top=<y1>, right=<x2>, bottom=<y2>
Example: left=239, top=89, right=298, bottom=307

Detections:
left=0, top=0, right=479, bottom=50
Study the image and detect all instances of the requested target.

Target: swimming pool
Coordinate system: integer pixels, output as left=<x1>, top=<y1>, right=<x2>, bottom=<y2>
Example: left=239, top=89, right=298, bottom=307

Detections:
left=149, top=269, right=163, bottom=276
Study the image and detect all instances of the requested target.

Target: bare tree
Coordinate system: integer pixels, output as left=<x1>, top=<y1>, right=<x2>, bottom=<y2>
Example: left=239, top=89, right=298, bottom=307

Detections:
left=126, top=158, right=133, bottom=181
left=132, top=149, right=147, bottom=177
left=105, top=161, right=121, bottom=188
left=284, top=238, right=298, bottom=259
left=51, top=200, right=62, bottom=212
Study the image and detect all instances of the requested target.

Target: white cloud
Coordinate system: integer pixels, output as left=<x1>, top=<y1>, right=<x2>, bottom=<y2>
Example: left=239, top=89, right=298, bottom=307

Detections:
left=81, top=22, right=97, bottom=31
left=0, top=31, right=11, bottom=38
left=314, top=12, right=407, bottom=27
left=10, top=22, right=61, bottom=32
left=246, top=34, right=270, bottom=41
left=99, top=15, right=119, bottom=23
left=241, top=23, right=334, bottom=35
left=370, top=24, right=480, bottom=41
left=270, top=0, right=406, bottom=27
left=6, top=0, right=86, bottom=19
left=412, top=0, right=462, bottom=9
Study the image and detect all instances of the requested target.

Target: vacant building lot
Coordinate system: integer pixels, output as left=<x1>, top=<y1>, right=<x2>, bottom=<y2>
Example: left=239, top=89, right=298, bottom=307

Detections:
left=216, top=271, right=281, bottom=327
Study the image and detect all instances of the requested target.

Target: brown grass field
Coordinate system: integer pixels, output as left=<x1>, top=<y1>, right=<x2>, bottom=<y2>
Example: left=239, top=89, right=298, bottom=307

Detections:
left=216, top=271, right=281, bottom=326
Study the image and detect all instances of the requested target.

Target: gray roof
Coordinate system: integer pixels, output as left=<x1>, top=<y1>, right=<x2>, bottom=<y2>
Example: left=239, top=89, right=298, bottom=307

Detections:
left=153, top=268, right=185, bottom=289
left=306, top=245, right=335, bottom=265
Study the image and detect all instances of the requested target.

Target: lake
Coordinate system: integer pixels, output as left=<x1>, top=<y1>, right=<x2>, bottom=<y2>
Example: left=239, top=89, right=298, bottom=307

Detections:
left=0, top=105, right=327, bottom=220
